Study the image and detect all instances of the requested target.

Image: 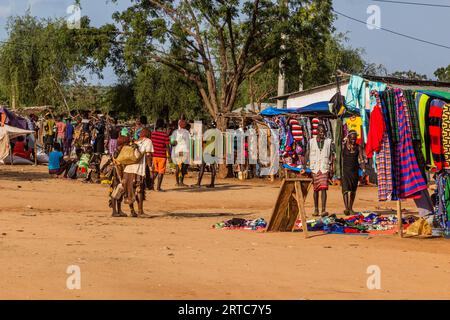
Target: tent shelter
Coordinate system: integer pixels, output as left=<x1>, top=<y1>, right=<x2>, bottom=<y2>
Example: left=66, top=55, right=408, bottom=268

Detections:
left=0, top=125, right=36, bottom=165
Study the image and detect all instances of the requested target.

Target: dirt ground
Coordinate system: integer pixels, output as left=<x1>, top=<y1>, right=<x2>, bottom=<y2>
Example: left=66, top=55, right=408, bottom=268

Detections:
left=0, top=165, right=449, bottom=300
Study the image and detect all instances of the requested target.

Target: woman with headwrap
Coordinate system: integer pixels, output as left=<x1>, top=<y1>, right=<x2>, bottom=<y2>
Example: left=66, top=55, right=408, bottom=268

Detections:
left=341, top=130, right=365, bottom=215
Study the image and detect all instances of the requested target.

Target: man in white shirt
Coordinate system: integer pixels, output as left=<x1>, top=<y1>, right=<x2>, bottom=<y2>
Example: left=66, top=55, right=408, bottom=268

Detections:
left=123, top=128, right=154, bottom=218
left=306, top=124, right=334, bottom=217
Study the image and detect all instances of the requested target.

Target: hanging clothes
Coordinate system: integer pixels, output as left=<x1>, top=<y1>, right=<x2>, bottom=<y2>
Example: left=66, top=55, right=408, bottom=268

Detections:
left=368, top=81, right=387, bottom=110
left=345, top=75, right=366, bottom=114
left=346, top=75, right=369, bottom=143
left=393, top=89, right=427, bottom=199
left=288, top=117, right=303, bottom=142
left=404, top=90, right=421, bottom=141
left=381, top=89, right=399, bottom=143
left=442, top=103, right=450, bottom=166
left=376, top=131, right=393, bottom=201
left=428, top=99, right=447, bottom=171
left=366, top=91, right=385, bottom=158
left=371, top=91, right=393, bottom=201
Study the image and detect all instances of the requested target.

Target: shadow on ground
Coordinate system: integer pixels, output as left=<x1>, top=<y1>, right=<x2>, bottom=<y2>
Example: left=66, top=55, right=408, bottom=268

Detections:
left=0, top=170, right=50, bottom=182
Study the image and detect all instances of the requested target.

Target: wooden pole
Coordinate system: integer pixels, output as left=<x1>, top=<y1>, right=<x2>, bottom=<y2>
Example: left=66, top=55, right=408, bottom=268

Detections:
left=397, top=200, right=403, bottom=238
left=294, top=181, right=309, bottom=239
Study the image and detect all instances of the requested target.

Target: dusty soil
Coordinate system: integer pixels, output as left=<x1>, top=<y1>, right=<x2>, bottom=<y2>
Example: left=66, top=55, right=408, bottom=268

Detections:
left=0, top=165, right=449, bottom=300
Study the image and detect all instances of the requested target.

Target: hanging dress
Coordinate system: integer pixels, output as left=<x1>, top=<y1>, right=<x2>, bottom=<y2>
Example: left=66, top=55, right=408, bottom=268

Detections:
left=394, top=89, right=427, bottom=199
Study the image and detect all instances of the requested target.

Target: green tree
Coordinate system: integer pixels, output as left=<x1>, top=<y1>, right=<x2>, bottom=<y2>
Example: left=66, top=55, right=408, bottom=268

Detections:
left=0, top=13, right=115, bottom=109
left=134, top=64, right=206, bottom=122
left=111, top=0, right=334, bottom=129
left=435, top=65, right=450, bottom=82
left=390, top=70, right=428, bottom=80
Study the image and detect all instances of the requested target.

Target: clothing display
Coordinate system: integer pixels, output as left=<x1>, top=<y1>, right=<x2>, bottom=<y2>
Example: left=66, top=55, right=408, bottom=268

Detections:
left=393, top=88, right=427, bottom=198
left=365, top=92, right=385, bottom=158
left=442, top=103, right=450, bottom=166
left=294, top=212, right=417, bottom=235
left=213, top=218, right=267, bottom=231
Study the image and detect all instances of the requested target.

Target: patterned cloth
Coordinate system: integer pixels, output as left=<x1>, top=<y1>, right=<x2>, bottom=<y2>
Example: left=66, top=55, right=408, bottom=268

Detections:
left=382, top=90, right=399, bottom=143
left=376, top=131, right=393, bottom=201
left=428, top=99, right=447, bottom=171
left=404, top=90, right=421, bottom=141
left=312, top=171, right=329, bottom=192
left=442, top=103, right=450, bottom=166
left=394, top=89, right=427, bottom=199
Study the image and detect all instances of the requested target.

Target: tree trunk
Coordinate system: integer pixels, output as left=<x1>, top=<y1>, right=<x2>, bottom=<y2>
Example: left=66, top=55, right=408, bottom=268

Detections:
left=216, top=114, right=231, bottom=179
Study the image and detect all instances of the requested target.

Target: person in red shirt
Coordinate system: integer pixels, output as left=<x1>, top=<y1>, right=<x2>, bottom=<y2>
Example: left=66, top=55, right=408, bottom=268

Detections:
left=12, top=136, right=32, bottom=160
left=151, top=119, right=170, bottom=192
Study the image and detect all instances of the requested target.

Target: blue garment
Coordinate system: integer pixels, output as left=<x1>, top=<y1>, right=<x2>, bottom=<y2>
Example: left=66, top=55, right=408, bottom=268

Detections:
left=66, top=122, right=74, bottom=139
left=368, top=81, right=387, bottom=111
left=48, top=151, right=63, bottom=170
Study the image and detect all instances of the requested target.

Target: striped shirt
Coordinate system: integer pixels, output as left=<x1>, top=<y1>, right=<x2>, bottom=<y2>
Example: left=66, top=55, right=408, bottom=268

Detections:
left=151, top=130, right=170, bottom=158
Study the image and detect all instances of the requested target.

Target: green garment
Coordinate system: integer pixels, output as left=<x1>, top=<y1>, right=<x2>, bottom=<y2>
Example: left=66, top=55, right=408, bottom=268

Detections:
left=446, top=178, right=450, bottom=222
left=417, top=93, right=435, bottom=168
left=78, top=153, right=91, bottom=170
left=419, top=90, right=450, bottom=102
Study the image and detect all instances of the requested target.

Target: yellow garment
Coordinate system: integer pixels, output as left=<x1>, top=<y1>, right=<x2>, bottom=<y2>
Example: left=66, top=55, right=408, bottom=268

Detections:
left=406, top=218, right=432, bottom=236
left=345, top=116, right=362, bottom=142
left=45, top=119, right=55, bottom=136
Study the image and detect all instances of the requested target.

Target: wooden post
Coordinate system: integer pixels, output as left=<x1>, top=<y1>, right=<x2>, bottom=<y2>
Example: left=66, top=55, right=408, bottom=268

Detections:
left=294, top=181, right=309, bottom=239
left=397, top=200, right=402, bottom=238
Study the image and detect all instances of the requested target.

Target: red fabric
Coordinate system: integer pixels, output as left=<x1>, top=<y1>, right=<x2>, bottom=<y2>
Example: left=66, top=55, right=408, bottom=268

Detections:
left=365, top=105, right=385, bottom=158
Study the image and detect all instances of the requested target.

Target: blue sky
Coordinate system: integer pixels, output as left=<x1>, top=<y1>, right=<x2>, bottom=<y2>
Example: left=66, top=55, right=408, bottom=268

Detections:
left=0, top=0, right=448, bottom=85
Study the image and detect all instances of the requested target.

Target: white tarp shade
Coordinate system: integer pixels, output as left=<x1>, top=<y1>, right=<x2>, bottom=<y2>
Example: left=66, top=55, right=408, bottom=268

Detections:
left=0, top=124, right=34, bottom=139
left=0, top=125, right=35, bottom=162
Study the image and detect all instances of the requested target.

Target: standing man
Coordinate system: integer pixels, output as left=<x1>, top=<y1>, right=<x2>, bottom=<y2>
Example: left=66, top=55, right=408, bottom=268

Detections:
left=122, top=128, right=154, bottom=218
left=56, top=115, right=66, bottom=153
left=151, top=119, right=170, bottom=192
left=172, top=119, right=191, bottom=187
left=44, top=113, right=56, bottom=153
left=307, top=124, right=334, bottom=217
left=65, top=117, right=74, bottom=156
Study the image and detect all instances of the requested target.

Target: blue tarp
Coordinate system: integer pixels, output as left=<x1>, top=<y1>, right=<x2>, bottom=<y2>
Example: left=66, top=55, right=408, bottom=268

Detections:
left=259, top=107, right=299, bottom=116
left=260, top=101, right=332, bottom=117
left=294, top=101, right=330, bottom=114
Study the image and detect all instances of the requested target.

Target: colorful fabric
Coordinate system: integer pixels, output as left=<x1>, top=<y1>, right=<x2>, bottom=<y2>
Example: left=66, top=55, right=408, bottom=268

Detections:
left=288, top=118, right=303, bottom=141
left=418, top=90, right=450, bottom=101
left=345, top=75, right=366, bottom=114
left=404, top=90, right=421, bottom=141
left=312, top=171, right=329, bottom=192
left=424, top=98, right=434, bottom=168
left=394, top=89, right=427, bottom=199
left=442, top=103, right=450, bottom=166
left=416, top=93, right=431, bottom=169
left=382, top=90, right=399, bottom=143
left=366, top=91, right=385, bottom=158
left=428, top=99, right=447, bottom=171
left=368, top=81, right=387, bottom=110
left=376, top=131, right=393, bottom=201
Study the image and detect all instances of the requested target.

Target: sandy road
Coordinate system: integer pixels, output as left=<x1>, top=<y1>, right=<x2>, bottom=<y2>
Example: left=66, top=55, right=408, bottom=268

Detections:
left=0, top=165, right=449, bottom=299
